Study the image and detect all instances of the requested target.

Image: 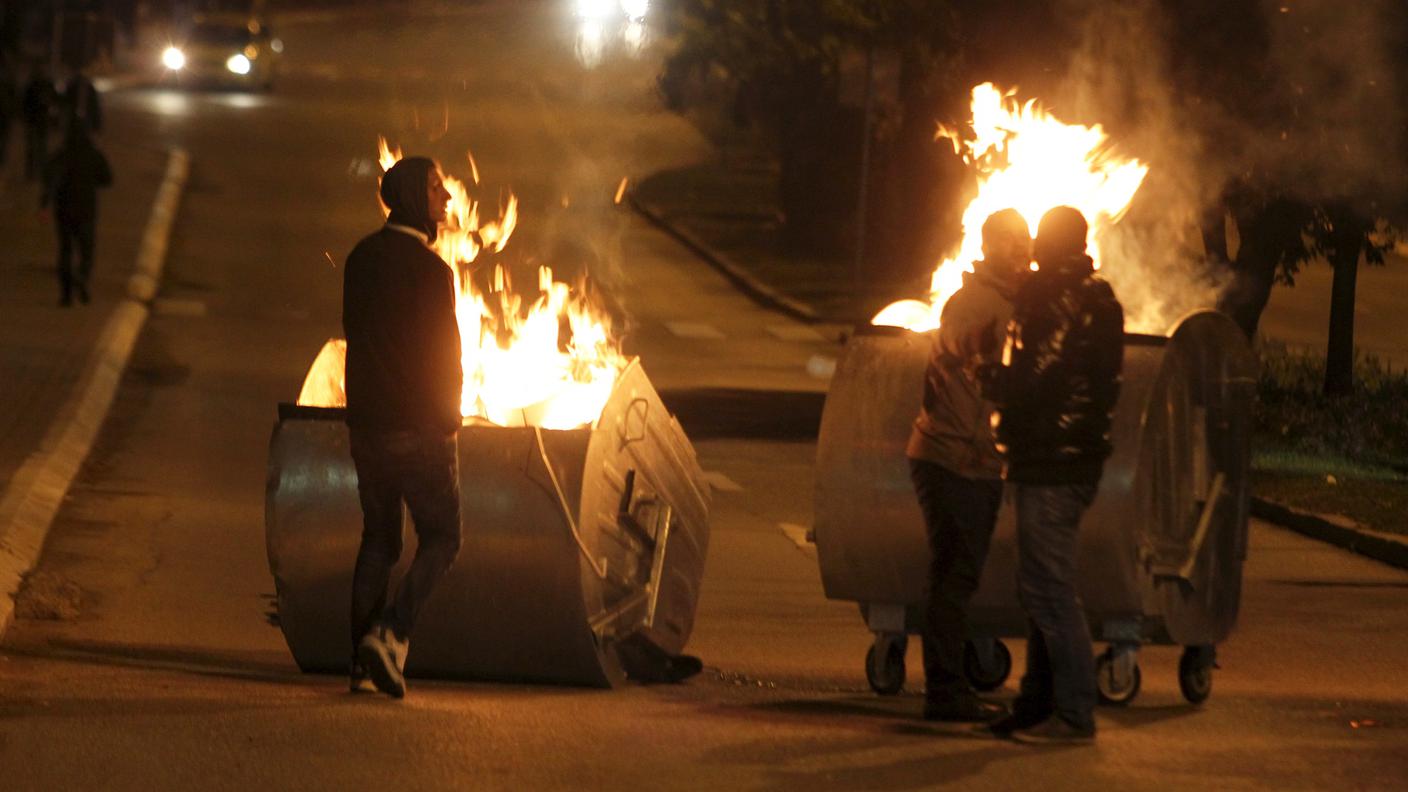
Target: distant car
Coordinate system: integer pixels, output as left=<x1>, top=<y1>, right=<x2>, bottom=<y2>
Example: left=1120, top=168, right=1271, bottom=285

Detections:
left=161, top=15, right=283, bottom=91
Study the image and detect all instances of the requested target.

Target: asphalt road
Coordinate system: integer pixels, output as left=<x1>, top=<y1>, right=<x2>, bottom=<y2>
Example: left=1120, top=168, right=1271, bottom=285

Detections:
left=2, top=2, right=1406, bottom=790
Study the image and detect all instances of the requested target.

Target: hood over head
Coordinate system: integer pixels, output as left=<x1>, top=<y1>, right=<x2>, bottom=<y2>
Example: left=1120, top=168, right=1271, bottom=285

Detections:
left=380, top=156, right=439, bottom=243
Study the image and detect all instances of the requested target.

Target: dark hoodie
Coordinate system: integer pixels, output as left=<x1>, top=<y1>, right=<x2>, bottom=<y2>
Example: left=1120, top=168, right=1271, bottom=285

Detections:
left=42, top=125, right=113, bottom=223
left=343, top=157, right=463, bottom=433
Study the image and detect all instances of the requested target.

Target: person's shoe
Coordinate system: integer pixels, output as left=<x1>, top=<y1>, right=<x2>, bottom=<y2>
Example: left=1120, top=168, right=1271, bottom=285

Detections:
left=76, top=284, right=90, bottom=304
left=983, top=708, right=1051, bottom=739
left=357, top=628, right=408, bottom=699
left=59, top=295, right=72, bottom=307
left=1010, top=716, right=1096, bottom=745
left=348, top=658, right=376, bottom=694
left=923, top=695, right=1008, bottom=723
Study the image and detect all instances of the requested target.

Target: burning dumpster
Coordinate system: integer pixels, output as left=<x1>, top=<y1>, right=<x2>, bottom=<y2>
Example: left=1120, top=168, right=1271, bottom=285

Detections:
left=267, top=356, right=711, bottom=686
left=265, top=139, right=710, bottom=686
left=814, top=311, right=1256, bottom=705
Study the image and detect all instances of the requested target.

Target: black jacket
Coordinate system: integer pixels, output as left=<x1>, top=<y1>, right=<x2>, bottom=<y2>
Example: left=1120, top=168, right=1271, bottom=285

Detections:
left=342, top=227, right=463, bottom=433
left=989, top=254, right=1124, bottom=484
left=42, top=138, right=113, bottom=223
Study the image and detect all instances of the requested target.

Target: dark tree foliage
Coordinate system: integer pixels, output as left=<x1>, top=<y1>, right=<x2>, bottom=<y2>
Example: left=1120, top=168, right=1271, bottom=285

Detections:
left=1161, top=0, right=1404, bottom=395
left=659, top=1, right=961, bottom=276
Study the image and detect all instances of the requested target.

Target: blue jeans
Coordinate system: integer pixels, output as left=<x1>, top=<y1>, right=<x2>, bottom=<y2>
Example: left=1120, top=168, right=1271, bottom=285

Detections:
left=1013, top=483, right=1098, bottom=730
left=349, top=428, right=463, bottom=650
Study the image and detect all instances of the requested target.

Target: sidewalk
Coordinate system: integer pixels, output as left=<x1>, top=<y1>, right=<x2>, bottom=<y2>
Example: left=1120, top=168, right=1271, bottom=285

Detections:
left=0, top=133, right=166, bottom=493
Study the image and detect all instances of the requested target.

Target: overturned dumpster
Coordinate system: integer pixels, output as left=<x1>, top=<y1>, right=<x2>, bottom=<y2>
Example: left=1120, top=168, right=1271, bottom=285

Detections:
left=814, top=310, right=1256, bottom=705
left=266, top=355, right=711, bottom=687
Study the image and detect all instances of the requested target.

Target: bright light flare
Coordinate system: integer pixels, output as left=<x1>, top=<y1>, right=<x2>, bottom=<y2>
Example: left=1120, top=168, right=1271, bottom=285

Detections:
left=226, top=53, right=251, bottom=75
left=872, top=83, right=1149, bottom=332
left=620, top=0, right=650, bottom=20
left=576, top=0, right=617, bottom=18
left=162, top=46, right=186, bottom=71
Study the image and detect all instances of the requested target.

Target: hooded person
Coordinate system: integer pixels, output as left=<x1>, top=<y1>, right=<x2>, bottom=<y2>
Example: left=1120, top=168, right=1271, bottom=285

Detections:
left=983, top=205, right=1124, bottom=745
left=342, top=156, right=463, bottom=699
left=906, top=208, right=1030, bottom=723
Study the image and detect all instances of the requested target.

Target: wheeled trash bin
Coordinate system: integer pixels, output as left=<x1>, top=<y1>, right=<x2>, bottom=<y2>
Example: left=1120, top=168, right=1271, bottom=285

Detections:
left=814, top=310, right=1255, bottom=705
left=266, top=357, right=712, bottom=687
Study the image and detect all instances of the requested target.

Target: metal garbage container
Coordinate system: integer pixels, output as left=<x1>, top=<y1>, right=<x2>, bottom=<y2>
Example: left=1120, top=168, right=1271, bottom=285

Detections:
left=266, top=358, right=711, bottom=687
left=814, top=310, right=1255, bottom=705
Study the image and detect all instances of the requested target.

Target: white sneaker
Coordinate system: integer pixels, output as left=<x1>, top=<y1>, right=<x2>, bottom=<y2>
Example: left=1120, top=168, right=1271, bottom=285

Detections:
left=357, top=628, right=408, bottom=699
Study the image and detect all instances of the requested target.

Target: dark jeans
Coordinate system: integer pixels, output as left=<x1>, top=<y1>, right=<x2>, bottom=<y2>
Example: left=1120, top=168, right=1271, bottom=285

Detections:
left=1013, top=482, right=1099, bottom=730
left=25, top=123, right=46, bottom=180
left=56, top=219, right=96, bottom=301
left=909, top=458, right=1003, bottom=700
left=349, top=428, right=463, bottom=651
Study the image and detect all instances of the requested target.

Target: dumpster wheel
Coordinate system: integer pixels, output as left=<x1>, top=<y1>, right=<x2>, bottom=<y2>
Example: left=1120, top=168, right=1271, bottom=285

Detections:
left=1178, top=645, right=1216, bottom=704
left=1095, top=648, right=1141, bottom=706
left=963, top=639, right=1012, bottom=692
left=865, top=633, right=907, bottom=695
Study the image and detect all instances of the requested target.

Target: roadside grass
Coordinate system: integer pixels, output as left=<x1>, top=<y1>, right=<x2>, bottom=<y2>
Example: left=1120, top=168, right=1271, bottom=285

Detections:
left=1253, top=343, right=1408, bottom=535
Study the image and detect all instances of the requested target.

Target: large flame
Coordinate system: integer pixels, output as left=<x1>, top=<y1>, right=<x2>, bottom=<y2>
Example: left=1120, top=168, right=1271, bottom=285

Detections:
left=301, top=139, right=626, bottom=430
left=872, top=83, right=1149, bottom=331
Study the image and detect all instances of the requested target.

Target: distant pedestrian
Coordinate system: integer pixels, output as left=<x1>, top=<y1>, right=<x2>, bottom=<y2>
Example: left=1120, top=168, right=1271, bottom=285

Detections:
left=984, top=206, right=1124, bottom=745
left=21, top=62, right=55, bottom=180
left=907, top=209, right=1030, bottom=723
left=61, top=67, right=102, bottom=135
left=343, top=156, right=463, bottom=699
left=41, top=121, right=113, bottom=306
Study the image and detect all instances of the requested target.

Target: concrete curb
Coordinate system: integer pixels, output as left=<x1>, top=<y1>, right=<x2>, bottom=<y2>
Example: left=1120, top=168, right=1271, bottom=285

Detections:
left=1251, top=496, right=1408, bottom=571
left=0, top=149, right=190, bottom=639
left=628, top=194, right=823, bottom=325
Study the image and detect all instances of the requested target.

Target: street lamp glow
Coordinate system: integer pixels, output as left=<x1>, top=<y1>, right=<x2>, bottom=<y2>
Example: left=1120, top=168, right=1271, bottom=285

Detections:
left=226, top=53, right=252, bottom=75
left=620, top=0, right=649, bottom=20
left=162, top=46, right=186, bottom=71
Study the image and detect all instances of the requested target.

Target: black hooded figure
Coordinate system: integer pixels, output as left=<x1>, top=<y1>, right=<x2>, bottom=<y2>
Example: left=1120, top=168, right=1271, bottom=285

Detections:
left=342, top=156, right=462, bottom=699
left=42, top=121, right=113, bottom=306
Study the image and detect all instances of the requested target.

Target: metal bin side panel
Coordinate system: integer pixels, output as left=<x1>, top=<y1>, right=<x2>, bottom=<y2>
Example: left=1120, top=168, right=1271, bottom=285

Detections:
left=410, top=426, right=616, bottom=686
left=265, top=417, right=365, bottom=672
left=582, top=359, right=712, bottom=656
left=265, top=414, right=619, bottom=687
left=814, top=330, right=930, bottom=605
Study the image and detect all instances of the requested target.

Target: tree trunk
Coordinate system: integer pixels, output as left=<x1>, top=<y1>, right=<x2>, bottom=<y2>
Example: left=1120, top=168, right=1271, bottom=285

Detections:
left=1323, top=241, right=1361, bottom=397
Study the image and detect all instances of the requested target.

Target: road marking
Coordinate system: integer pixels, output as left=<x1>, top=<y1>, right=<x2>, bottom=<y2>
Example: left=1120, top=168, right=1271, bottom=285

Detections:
left=702, top=471, right=743, bottom=492
left=779, top=523, right=816, bottom=554
left=665, top=321, right=725, bottom=340
left=766, top=324, right=825, bottom=342
left=154, top=298, right=207, bottom=318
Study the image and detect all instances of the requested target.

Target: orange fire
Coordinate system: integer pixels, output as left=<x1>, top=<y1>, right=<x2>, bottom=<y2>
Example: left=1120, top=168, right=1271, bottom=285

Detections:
left=299, top=139, right=626, bottom=430
left=872, top=83, right=1149, bottom=331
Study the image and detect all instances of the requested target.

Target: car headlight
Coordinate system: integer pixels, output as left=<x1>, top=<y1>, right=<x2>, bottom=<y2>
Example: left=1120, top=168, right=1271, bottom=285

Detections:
left=162, top=46, right=186, bottom=71
left=620, top=0, right=649, bottom=20
left=226, top=53, right=251, bottom=75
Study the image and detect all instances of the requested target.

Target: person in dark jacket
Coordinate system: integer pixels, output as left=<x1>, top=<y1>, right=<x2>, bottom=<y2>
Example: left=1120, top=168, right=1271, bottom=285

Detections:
left=21, top=62, right=55, bottom=180
left=41, top=122, right=113, bottom=306
left=907, top=208, right=1030, bottom=722
left=61, top=67, right=101, bottom=135
left=343, top=156, right=462, bottom=699
left=984, top=206, right=1124, bottom=744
